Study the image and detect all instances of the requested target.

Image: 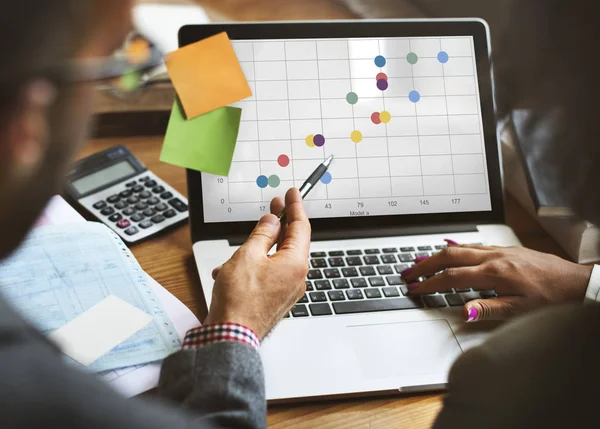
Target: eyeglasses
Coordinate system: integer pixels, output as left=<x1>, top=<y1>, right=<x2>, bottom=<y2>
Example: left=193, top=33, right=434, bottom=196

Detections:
left=67, top=33, right=164, bottom=99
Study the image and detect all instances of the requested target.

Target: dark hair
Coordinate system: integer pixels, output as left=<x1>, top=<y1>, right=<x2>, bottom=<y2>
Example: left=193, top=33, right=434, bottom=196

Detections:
left=495, top=0, right=600, bottom=223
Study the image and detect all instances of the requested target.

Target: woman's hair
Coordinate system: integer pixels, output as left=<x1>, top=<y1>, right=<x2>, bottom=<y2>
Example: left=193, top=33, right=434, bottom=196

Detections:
left=495, top=0, right=600, bottom=223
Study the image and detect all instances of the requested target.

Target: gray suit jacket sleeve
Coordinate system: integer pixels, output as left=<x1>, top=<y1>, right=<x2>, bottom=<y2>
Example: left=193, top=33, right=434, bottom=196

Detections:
left=434, top=303, right=600, bottom=429
left=0, top=297, right=265, bottom=429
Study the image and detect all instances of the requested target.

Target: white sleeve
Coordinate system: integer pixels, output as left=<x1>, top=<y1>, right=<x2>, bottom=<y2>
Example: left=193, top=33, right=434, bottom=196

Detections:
left=584, top=265, right=600, bottom=303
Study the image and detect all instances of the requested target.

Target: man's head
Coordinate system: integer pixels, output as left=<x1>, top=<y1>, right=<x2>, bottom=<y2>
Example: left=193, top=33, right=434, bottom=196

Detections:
left=0, top=0, right=133, bottom=259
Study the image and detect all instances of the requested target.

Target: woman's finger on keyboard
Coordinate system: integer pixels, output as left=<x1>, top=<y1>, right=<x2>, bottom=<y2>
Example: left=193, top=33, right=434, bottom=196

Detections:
left=405, top=265, right=487, bottom=294
left=464, top=296, right=536, bottom=323
left=401, top=247, right=490, bottom=282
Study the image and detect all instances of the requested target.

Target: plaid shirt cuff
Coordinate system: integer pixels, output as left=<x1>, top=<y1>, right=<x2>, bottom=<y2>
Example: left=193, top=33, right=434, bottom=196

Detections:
left=182, top=323, right=260, bottom=351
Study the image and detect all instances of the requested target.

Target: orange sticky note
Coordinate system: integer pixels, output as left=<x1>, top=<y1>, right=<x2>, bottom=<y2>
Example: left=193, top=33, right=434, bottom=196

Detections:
left=165, top=32, right=252, bottom=119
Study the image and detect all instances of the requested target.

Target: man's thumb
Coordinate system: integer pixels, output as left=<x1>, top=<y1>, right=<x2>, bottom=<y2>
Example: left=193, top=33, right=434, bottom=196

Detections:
left=243, top=214, right=281, bottom=255
left=465, top=297, right=532, bottom=322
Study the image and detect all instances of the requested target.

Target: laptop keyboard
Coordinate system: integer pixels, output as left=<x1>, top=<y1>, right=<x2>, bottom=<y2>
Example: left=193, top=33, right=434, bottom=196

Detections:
left=287, top=244, right=497, bottom=318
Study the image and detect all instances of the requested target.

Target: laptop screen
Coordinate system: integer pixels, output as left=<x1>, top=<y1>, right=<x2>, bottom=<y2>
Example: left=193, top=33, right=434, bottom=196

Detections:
left=201, top=35, right=491, bottom=223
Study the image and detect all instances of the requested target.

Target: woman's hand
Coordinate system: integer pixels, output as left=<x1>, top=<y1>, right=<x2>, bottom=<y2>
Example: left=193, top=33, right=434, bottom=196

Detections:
left=402, top=243, right=593, bottom=322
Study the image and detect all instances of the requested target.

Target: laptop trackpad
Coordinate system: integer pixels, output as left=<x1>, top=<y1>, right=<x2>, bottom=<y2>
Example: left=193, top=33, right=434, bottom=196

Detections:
left=345, top=320, right=463, bottom=379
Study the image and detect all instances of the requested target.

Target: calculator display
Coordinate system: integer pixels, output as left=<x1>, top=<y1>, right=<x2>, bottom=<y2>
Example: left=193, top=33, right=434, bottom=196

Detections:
left=71, top=161, right=136, bottom=195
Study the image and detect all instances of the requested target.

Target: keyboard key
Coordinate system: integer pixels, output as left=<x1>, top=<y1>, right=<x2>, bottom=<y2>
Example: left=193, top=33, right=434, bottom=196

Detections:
left=309, top=292, right=327, bottom=302
left=152, top=186, right=165, bottom=194
left=328, top=291, right=346, bottom=301
left=394, top=264, right=409, bottom=274
left=310, top=252, right=326, bottom=258
left=324, top=268, right=341, bottom=279
left=291, top=305, right=309, bottom=317
left=151, top=215, right=165, bottom=224
left=382, top=248, right=397, bottom=253
left=139, top=220, right=153, bottom=229
left=119, top=190, right=133, bottom=198
left=147, top=197, right=159, bottom=205
left=100, top=207, right=115, bottom=216
left=93, top=201, right=107, bottom=209
left=108, top=213, right=122, bottom=222
left=135, top=202, right=149, bottom=211
left=386, top=275, right=403, bottom=286
left=365, top=249, right=380, bottom=254
left=143, top=208, right=156, bottom=217
left=359, top=266, right=376, bottom=276
left=138, top=177, right=150, bottom=182
left=399, top=286, right=409, bottom=295
left=107, top=195, right=120, bottom=203
left=114, top=201, right=128, bottom=210
left=168, top=198, right=188, bottom=212
left=399, top=254, right=413, bottom=263
left=123, top=207, right=136, bottom=216
left=124, top=226, right=139, bottom=236
left=365, top=289, right=382, bottom=299
left=125, top=181, right=136, bottom=187
left=160, top=191, right=173, bottom=200
left=310, top=303, right=333, bottom=316
left=383, top=287, right=400, bottom=298
left=139, top=191, right=152, bottom=199
left=333, top=298, right=424, bottom=315
left=415, top=252, right=429, bottom=258
left=346, top=289, right=364, bottom=300
left=351, top=278, right=368, bottom=288
left=131, top=213, right=145, bottom=222
left=445, top=294, right=464, bottom=307
left=364, top=255, right=380, bottom=265
left=381, top=254, right=397, bottom=264
left=377, top=265, right=394, bottom=275
left=305, top=281, right=314, bottom=291
left=333, top=279, right=350, bottom=289
left=423, top=295, right=447, bottom=308
left=460, top=292, right=480, bottom=303
left=311, top=259, right=327, bottom=268
left=455, top=288, right=472, bottom=293
left=346, top=257, right=363, bottom=266
left=435, top=245, right=447, bottom=250
left=116, top=219, right=131, bottom=229
left=307, top=270, right=323, bottom=280
left=480, top=290, right=497, bottom=299
left=369, top=277, right=385, bottom=287
left=328, top=257, right=345, bottom=267
left=418, top=246, right=432, bottom=251
left=297, top=294, right=309, bottom=304
left=155, top=203, right=168, bottom=211
left=347, top=250, right=363, bottom=255
left=329, top=250, right=345, bottom=256
left=400, top=247, right=415, bottom=252
left=315, top=280, right=332, bottom=291
left=144, top=180, right=157, bottom=188
left=127, top=196, right=139, bottom=204
left=132, top=185, right=144, bottom=193
left=164, top=209, right=177, bottom=218
left=342, top=267, right=359, bottom=277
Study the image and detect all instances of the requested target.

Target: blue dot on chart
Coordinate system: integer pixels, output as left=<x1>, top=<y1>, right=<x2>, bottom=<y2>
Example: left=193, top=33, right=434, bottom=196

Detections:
left=374, top=55, right=386, bottom=67
left=320, top=172, right=332, bottom=185
left=437, top=51, right=449, bottom=63
left=409, top=90, right=421, bottom=103
left=256, top=175, right=269, bottom=188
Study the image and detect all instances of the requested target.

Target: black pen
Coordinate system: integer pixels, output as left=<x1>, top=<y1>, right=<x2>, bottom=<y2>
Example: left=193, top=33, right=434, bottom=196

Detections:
left=278, top=155, right=334, bottom=224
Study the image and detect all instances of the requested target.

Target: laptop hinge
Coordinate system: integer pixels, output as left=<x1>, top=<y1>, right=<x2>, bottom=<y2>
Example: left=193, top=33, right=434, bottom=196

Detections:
left=227, top=223, right=478, bottom=246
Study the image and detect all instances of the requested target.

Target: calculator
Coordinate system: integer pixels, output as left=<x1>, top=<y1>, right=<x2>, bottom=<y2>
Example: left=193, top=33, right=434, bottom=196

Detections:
left=65, top=145, right=189, bottom=243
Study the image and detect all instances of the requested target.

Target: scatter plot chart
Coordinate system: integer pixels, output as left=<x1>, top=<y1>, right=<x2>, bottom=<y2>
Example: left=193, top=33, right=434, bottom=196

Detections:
left=202, top=36, right=492, bottom=222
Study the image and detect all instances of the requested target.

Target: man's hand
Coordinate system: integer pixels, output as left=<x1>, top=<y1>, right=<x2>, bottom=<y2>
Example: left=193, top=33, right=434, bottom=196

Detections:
left=403, top=244, right=593, bottom=322
left=204, top=188, right=311, bottom=340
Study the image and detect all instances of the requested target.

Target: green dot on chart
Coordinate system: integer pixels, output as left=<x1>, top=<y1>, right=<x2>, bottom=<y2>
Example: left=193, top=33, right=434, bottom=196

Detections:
left=346, top=91, right=358, bottom=105
left=268, top=175, right=281, bottom=188
left=407, top=52, right=419, bottom=65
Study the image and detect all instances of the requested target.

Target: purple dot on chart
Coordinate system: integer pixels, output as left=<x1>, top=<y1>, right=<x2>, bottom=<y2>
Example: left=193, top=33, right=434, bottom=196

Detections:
left=409, top=90, right=421, bottom=103
left=377, top=79, right=388, bottom=91
left=313, top=134, right=326, bottom=147
left=256, top=175, right=268, bottom=189
left=320, top=172, right=332, bottom=185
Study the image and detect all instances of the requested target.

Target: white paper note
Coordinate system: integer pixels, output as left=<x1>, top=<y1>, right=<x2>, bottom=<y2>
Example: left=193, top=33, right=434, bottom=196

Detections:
left=49, top=296, right=153, bottom=366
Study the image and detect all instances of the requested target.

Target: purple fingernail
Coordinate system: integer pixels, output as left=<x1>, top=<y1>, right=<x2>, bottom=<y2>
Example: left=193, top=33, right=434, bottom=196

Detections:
left=407, top=283, right=420, bottom=291
left=400, top=267, right=413, bottom=277
left=413, top=256, right=429, bottom=263
left=444, top=239, right=459, bottom=246
left=466, top=307, right=479, bottom=322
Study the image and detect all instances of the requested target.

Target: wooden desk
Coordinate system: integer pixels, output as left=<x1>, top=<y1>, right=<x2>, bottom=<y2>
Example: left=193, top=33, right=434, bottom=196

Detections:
left=81, top=136, right=568, bottom=429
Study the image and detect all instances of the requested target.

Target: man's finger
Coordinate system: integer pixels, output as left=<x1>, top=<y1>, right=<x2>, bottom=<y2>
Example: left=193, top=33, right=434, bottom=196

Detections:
left=270, top=197, right=284, bottom=217
left=406, top=266, right=489, bottom=294
left=242, top=214, right=282, bottom=255
left=211, top=265, right=222, bottom=280
left=403, top=247, right=491, bottom=282
left=465, top=296, right=535, bottom=322
left=275, top=188, right=311, bottom=257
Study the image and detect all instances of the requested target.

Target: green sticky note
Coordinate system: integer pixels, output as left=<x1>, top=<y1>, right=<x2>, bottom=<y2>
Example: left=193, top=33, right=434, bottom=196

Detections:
left=160, top=100, right=241, bottom=176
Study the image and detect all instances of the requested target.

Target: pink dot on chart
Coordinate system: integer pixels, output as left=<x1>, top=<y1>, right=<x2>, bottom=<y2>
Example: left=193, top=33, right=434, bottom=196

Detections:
left=371, top=112, right=381, bottom=124
left=376, top=72, right=388, bottom=81
left=313, top=134, right=326, bottom=147
left=277, top=154, right=290, bottom=167
left=377, top=79, right=389, bottom=91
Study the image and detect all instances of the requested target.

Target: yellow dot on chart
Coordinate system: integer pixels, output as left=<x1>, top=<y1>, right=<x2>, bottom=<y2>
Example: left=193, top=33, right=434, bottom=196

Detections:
left=305, top=134, right=316, bottom=147
left=380, top=111, right=391, bottom=124
left=350, top=130, right=363, bottom=143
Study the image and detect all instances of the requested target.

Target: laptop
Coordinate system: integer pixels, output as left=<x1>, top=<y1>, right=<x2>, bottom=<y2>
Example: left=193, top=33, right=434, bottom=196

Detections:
left=184, top=19, right=521, bottom=401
